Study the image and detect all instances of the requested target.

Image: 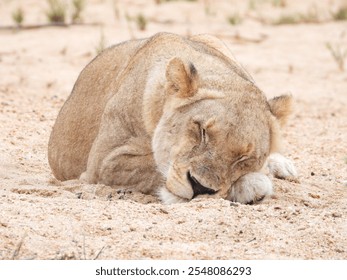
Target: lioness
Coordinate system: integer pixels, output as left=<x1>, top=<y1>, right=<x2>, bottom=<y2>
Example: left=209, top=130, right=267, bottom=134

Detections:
left=48, top=33, right=297, bottom=204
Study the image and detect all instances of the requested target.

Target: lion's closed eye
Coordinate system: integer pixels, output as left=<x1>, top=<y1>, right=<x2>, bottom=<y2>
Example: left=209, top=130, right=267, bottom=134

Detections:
left=236, top=155, right=250, bottom=163
left=201, top=128, right=207, bottom=144
left=190, top=120, right=208, bottom=145
left=232, top=155, right=250, bottom=168
left=235, top=156, right=257, bottom=169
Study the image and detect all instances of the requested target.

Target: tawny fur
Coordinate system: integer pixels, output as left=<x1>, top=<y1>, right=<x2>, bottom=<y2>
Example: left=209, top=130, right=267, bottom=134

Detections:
left=48, top=33, right=297, bottom=204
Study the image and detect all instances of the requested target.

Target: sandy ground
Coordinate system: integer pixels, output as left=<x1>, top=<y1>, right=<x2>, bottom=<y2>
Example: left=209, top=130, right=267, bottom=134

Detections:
left=0, top=0, right=346, bottom=260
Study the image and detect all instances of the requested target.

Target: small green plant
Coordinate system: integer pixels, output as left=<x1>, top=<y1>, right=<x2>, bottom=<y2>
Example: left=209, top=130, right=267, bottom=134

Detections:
left=248, top=0, right=256, bottom=11
left=204, top=0, right=214, bottom=16
left=95, top=30, right=106, bottom=55
left=113, top=0, right=120, bottom=21
left=274, top=13, right=319, bottom=25
left=272, top=0, right=286, bottom=8
left=332, top=5, right=347, bottom=21
left=136, top=13, right=147, bottom=31
left=72, top=0, right=85, bottom=23
left=274, top=14, right=299, bottom=25
left=227, top=13, right=242, bottom=25
left=326, top=41, right=347, bottom=71
left=274, top=5, right=320, bottom=25
left=12, top=7, right=24, bottom=27
left=300, top=6, right=320, bottom=23
left=156, top=0, right=197, bottom=3
left=46, top=0, right=66, bottom=24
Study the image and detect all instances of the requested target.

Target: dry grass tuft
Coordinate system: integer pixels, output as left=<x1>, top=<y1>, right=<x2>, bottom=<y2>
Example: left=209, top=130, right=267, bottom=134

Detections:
left=11, top=234, right=26, bottom=260
left=272, top=0, right=287, bottom=8
left=136, top=13, right=147, bottom=31
left=274, top=14, right=300, bottom=25
left=12, top=7, right=24, bottom=27
left=274, top=7, right=320, bottom=25
left=156, top=0, right=197, bottom=3
left=95, top=30, right=107, bottom=55
left=326, top=41, right=347, bottom=71
left=227, top=13, right=242, bottom=25
left=72, top=0, right=85, bottom=23
left=46, top=0, right=66, bottom=24
left=332, top=5, right=347, bottom=21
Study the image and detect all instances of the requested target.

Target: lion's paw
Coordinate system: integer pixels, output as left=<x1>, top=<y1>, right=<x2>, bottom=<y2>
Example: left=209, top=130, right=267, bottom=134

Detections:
left=227, top=172, right=273, bottom=204
left=267, top=153, right=298, bottom=181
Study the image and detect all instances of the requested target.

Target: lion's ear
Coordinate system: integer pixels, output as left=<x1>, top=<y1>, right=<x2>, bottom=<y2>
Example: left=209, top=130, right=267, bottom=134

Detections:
left=165, top=58, right=198, bottom=98
left=268, top=94, right=293, bottom=127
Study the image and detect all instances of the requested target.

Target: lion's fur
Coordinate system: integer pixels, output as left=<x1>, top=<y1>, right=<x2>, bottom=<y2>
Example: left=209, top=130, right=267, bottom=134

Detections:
left=48, top=33, right=294, bottom=203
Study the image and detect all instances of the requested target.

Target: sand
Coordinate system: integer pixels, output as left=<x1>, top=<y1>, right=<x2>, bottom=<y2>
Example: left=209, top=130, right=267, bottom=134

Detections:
left=0, top=0, right=346, bottom=260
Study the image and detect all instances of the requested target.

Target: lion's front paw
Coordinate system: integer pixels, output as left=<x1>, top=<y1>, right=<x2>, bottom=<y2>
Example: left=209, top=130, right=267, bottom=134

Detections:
left=268, top=153, right=298, bottom=181
left=227, top=172, right=273, bottom=204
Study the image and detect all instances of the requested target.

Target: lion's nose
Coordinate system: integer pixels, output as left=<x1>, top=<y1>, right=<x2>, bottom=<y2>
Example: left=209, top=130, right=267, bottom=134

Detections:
left=187, top=172, right=216, bottom=198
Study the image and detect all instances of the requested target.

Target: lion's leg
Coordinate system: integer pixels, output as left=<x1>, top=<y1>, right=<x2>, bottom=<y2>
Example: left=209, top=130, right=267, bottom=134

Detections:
left=267, top=153, right=298, bottom=181
left=79, top=109, right=163, bottom=193
left=227, top=172, right=273, bottom=204
left=82, top=140, right=163, bottom=194
left=100, top=145, right=163, bottom=193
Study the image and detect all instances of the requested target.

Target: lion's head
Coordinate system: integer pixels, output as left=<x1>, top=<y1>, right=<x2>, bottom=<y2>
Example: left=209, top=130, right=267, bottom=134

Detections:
left=151, top=58, right=292, bottom=203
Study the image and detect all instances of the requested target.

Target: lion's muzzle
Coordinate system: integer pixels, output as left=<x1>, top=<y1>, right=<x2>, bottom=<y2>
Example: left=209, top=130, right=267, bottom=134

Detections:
left=187, top=172, right=217, bottom=198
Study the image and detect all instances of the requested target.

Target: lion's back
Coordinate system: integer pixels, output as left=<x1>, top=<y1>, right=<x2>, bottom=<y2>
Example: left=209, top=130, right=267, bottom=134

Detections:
left=48, top=39, right=145, bottom=180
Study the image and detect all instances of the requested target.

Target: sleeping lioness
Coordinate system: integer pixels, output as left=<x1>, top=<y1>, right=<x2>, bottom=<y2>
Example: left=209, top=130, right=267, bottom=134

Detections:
left=48, top=32, right=297, bottom=204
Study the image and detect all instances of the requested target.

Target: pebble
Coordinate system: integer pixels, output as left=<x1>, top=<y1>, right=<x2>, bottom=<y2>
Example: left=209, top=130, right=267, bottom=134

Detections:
left=332, top=213, right=342, bottom=218
left=159, top=208, right=169, bottom=214
left=308, top=193, right=320, bottom=199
